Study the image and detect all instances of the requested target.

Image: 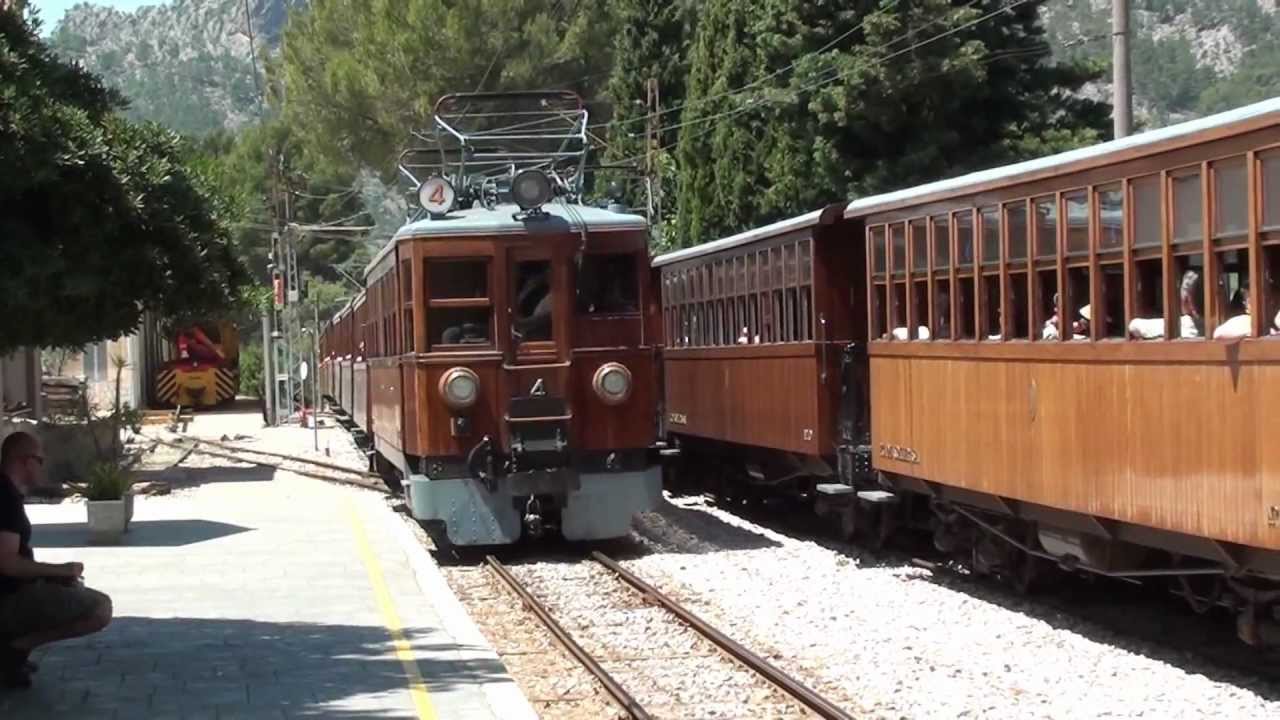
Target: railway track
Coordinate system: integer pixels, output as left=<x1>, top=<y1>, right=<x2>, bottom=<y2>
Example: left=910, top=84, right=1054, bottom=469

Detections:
left=485, top=551, right=854, bottom=720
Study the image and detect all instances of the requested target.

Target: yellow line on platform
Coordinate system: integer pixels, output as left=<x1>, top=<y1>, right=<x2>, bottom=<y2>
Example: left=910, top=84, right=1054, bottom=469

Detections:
left=348, top=504, right=439, bottom=720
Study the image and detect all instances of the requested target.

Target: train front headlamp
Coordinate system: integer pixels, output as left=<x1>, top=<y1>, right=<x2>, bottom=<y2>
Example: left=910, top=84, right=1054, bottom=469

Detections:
left=438, top=367, right=480, bottom=410
left=512, top=169, right=553, bottom=210
left=592, top=363, right=632, bottom=406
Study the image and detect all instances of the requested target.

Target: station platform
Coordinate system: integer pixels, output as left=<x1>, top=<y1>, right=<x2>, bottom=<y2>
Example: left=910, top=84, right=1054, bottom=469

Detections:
left=0, top=437, right=538, bottom=719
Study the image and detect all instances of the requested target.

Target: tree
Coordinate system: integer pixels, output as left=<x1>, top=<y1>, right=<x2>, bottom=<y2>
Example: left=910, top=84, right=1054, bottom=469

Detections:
left=277, top=0, right=620, bottom=175
left=0, top=10, right=248, bottom=355
left=672, top=0, right=1111, bottom=247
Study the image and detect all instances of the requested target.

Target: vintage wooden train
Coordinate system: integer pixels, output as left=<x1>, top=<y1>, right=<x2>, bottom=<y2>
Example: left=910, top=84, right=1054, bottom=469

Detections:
left=656, top=96, right=1280, bottom=645
left=322, top=91, right=1280, bottom=643
left=320, top=93, right=663, bottom=547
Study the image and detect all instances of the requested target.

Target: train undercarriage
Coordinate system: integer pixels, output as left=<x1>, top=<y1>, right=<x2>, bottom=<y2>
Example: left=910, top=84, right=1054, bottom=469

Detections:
left=666, top=438, right=1280, bottom=647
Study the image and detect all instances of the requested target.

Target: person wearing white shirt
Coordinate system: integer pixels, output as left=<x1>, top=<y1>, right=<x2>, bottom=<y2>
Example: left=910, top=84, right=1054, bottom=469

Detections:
left=1125, top=269, right=1204, bottom=340
left=1213, top=286, right=1251, bottom=340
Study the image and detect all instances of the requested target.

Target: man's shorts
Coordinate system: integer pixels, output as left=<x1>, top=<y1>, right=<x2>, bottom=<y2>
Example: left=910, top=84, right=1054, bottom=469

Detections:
left=0, top=580, right=108, bottom=636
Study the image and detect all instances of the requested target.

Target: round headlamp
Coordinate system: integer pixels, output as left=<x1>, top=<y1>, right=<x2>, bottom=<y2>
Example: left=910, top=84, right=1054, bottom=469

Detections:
left=512, top=169, right=553, bottom=210
left=592, top=363, right=632, bottom=406
left=438, top=367, right=480, bottom=410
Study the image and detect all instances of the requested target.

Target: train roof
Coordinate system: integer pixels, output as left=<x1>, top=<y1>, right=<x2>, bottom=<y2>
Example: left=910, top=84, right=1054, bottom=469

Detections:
left=651, top=204, right=845, bottom=269
left=843, top=95, right=1280, bottom=219
left=367, top=202, right=649, bottom=275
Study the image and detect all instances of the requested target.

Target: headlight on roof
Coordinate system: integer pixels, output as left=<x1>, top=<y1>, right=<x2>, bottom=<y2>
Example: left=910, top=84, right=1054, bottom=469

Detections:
left=438, top=367, right=480, bottom=410
left=592, top=363, right=632, bottom=406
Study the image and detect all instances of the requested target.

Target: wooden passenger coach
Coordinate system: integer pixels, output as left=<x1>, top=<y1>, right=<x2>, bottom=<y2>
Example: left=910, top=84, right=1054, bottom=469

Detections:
left=848, top=98, right=1280, bottom=642
left=655, top=205, right=867, bottom=496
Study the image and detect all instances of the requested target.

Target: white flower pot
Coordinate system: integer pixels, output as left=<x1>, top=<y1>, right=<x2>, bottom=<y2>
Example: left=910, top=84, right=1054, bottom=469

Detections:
left=87, top=499, right=128, bottom=544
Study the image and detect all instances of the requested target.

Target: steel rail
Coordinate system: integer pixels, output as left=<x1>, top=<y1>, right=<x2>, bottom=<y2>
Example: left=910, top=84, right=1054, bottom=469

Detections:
left=484, top=556, right=652, bottom=720
left=591, top=551, right=856, bottom=720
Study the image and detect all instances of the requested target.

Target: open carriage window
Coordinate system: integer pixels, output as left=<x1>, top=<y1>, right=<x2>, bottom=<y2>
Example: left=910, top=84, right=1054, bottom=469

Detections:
left=427, top=259, right=493, bottom=348
left=577, top=253, right=639, bottom=314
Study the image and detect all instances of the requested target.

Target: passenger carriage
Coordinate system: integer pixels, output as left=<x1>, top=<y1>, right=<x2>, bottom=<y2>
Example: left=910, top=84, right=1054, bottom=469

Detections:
left=334, top=92, right=663, bottom=546
left=653, top=206, right=871, bottom=511
left=848, top=97, right=1280, bottom=644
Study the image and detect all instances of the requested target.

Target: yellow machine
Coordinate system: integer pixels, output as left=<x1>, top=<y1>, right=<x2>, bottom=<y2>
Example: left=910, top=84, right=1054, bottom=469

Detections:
left=153, top=322, right=239, bottom=408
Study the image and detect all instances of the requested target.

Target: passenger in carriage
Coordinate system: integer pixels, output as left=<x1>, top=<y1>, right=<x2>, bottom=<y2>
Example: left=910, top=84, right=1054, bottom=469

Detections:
left=1126, top=270, right=1205, bottom=339
left=441, top=323, right=487, bottom=345
left=736, top=327, right=749, bottom=344
left=1213, top=285, right=1251, bottom=339
left=1042, top=295, right=1088, bottom=340
left=891, top=325, right=930, bottom=340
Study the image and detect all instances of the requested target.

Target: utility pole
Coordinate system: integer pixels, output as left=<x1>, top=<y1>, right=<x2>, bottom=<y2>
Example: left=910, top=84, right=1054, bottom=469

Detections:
left=312, top=300, right=320, bottom=451
left=645, top=78, right=662, bottom=242
left=1112, top=0, right=1132, bottom=138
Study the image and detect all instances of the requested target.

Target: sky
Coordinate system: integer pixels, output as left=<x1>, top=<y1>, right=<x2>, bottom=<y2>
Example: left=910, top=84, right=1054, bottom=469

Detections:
left=29, top=0, right=163, bottom=33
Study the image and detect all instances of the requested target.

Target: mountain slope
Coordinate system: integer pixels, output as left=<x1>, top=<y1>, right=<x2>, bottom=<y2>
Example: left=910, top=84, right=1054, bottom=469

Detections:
left=1044, top=0, right=1280, bottom=127
left=49, top=0, right=304, bottom=135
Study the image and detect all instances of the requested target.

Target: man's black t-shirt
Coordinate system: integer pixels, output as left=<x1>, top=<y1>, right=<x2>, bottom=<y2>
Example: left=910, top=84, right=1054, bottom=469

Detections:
left=0, top=473, right=33, bottom=595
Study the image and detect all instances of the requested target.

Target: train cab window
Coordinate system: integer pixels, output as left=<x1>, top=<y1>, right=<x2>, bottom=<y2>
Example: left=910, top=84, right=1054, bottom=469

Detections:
left=1213, top=157, right=1248, bottom=241
left=1263, top=152, right=1280, bottom=232
left=514, top=260, right=554, bottom=342
left=427, top=260, right=492, bottom=348
left=577, top=253, right=639, bottom=314
left=1065, top=191, right=1089, bottom=257
left=1172, top=171, right=1203, bottom=245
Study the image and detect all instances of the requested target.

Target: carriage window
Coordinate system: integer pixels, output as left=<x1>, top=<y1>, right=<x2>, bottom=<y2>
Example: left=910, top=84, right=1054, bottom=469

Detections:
left=872, top=285, right=887, bottom=339
left=1065, top=267, right=1090, bottom=340
left=871, top=226, right=887, bottom=274
left=1097, top=185, right=1124, bottom=251
left=1065, top=192, right=1089, bottom=256
left=931, top=216, right=950, bottom=269
left=956, top=211, right=975, bottom=266
left=1264, top=153, right=1280, bottom=231
left=980, top=207, right=1000, bottom=266
left=1100, top=264, right=1125, bottom=338
left=1214, top=249, right=1249, bottom=335
left=1264, top=246, right=1280, bottom=336
left=1213, top=157, right=1248, bottom=239
left=514, top=260, right=554, bottom=342
left=1129, top=259, right=1164, bottom=340
left=1034, top=198, right=1057, bottom=258
left=1133, top=176, right=1161, bottom=247
left=910, top=219, right=928, bottom=272
left=577, top=253, right=639, bottom=314
left=890, top=224, right=907, bottom=276
left=1008, top=273, right=1030, bottom=339
left=981, top=277, right=1000, bottom=339
left=1035, top=270, right=1059, bottom=340
left=428, top=308, right=491, bottom=345
left=1172, top=172, right=1203, bottom=244
left=932, top=279, right=951, bottom=339
left=1006, top=203, right=1028, bottom=262
left=955, top=277, right=975, bottom=339
left=1172, top=254, right=1206, bottom=339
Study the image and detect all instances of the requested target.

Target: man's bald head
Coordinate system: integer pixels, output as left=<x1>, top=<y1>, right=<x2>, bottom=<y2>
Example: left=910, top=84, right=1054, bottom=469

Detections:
left=1, top=431, right=38, bottom=466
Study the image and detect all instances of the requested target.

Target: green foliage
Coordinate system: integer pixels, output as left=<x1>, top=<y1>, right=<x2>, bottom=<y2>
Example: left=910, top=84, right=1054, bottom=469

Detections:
left=239, top=342, right=264, bottom=397
left=668, top=0, right=1109, bottom=247
left=277, top=0, right=620, bottom=173
left=0, top=11, right=248, bottom=355
left=78, top=461, right=135, bottom=501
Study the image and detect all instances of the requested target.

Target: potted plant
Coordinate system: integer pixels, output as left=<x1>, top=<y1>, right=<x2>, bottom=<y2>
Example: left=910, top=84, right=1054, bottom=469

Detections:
left=80, top=461, right=135, bottom=544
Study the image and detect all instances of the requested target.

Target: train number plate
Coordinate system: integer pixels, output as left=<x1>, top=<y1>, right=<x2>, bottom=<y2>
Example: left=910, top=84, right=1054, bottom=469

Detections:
left=878, top=443, right=920, bottom=464
left=667, top=412, right=688, bottom=426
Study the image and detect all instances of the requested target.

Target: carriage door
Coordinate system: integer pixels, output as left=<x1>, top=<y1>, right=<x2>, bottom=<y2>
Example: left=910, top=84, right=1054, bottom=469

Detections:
left=505, top=246, right=573, bottom=454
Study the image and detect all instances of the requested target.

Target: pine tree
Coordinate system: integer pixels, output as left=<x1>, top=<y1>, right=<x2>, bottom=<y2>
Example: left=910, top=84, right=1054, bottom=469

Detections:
left=673, top=0, right=1110, bottom=248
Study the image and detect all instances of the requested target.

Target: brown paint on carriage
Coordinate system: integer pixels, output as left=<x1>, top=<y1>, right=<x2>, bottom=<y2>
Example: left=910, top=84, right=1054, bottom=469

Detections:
left=859, top=103, right=1280, bottom=555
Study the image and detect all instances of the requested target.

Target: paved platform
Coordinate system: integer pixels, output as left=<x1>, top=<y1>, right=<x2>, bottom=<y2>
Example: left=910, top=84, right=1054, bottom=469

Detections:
left=0, top=440, right=537, bottom=719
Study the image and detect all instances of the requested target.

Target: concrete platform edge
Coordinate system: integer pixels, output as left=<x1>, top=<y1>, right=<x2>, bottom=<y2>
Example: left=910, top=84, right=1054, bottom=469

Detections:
left=386, top=506, right=541, bottom=720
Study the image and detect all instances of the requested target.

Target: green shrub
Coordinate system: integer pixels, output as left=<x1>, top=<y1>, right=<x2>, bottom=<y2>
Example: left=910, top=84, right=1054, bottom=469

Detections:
left=78, top=462, right=134, bottom=501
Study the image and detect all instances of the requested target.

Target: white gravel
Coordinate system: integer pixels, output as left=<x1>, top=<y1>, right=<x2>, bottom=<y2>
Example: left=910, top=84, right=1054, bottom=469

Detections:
left=622, top=493, right=1280, bottom=720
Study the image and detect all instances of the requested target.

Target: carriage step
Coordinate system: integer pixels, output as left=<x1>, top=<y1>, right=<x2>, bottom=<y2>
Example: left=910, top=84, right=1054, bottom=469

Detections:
left=857, top=490, right=898, bottom=504
left=815, top=483, right=855, bottom=496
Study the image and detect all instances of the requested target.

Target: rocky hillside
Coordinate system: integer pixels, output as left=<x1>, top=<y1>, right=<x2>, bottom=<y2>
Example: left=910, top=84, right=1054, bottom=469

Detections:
left=49, top=0, right=304, bottom=135
left=45, top=0, right=1280, bottom=138
left=1044, top=0, right=1280, bottom=127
